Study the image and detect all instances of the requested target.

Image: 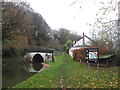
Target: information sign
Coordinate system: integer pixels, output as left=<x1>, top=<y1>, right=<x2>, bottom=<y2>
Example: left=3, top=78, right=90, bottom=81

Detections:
left=87, top=48, right=99, bottom=63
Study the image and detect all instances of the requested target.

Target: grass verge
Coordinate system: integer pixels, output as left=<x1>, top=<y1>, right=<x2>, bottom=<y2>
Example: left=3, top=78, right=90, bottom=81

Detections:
left=12, top=53, right=118, bottom=88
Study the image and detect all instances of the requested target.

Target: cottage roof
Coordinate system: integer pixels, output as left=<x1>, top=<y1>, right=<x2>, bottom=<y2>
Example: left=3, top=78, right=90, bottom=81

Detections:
left=73, top=33, right=97, bottom=47
left=72, top=45, right=90, bottom=48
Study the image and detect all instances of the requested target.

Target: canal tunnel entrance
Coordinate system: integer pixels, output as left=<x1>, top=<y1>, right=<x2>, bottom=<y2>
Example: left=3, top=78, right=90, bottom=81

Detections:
left=32, top=54, right=44, bottom=71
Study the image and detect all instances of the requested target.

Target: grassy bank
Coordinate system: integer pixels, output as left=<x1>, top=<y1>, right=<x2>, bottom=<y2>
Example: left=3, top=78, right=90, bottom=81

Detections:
left=12, top=53, right=118, bottom=88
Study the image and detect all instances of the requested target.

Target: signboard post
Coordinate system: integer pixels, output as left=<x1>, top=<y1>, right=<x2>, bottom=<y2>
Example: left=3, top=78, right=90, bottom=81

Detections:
left=88, top=62, right=90, bottom=79
left=87, top=48, right=100, bottom=79
left=97, top=63, right=100, bottom=79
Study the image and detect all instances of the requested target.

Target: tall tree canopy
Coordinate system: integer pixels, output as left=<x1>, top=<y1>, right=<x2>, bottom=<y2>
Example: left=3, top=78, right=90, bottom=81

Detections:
left=2, top=1, right=51, bottom=57
left=2, top=1, right=81, bottom=57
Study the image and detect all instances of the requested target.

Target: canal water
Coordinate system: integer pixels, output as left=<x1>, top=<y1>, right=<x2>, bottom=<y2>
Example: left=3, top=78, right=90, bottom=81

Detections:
left=2, top=56, right=44, bottom=88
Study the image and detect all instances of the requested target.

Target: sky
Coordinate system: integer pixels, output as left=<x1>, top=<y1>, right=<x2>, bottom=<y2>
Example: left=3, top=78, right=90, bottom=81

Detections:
left=27, top=0, right=118, bottom=36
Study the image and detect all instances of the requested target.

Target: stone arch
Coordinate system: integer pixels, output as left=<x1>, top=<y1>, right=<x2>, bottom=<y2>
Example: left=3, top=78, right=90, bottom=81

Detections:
left=32, top=54, right=44, bottom=71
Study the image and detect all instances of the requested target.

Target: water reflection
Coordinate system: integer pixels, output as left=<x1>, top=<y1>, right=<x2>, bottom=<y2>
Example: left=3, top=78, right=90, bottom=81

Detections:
left=2, top=57, right=36, bottom=88
left=3, top=53, right=45, bottom=88
left=32, top=62, right=43, bottom=71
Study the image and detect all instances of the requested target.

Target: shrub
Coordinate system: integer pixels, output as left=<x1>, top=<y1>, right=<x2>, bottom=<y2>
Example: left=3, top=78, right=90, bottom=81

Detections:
left=2, top=46, right=17, bottom=58
left=73, top=47, right=110, bottom=62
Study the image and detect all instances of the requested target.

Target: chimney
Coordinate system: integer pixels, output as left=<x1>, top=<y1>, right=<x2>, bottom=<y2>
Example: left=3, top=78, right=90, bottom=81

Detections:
left=83, top=32, right=85, bottom=45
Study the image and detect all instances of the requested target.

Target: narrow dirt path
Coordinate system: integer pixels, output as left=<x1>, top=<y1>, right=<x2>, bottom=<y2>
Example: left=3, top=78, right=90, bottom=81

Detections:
left=59, top=53, right=69, bottom=89
left=60, top=75, right=64, bottom=89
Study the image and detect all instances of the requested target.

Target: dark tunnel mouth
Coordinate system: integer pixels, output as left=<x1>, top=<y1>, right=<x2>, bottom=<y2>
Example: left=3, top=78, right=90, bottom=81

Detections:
left=32, top=54, right=44, bottom=71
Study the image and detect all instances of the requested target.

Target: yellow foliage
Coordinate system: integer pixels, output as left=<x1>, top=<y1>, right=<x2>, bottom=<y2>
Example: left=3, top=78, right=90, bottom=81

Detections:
left=3, top=29, right=29, bottom=52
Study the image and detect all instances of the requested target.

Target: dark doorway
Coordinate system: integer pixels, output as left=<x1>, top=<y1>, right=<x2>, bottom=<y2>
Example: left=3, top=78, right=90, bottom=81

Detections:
left=32, top=54, right=44, bottom=71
